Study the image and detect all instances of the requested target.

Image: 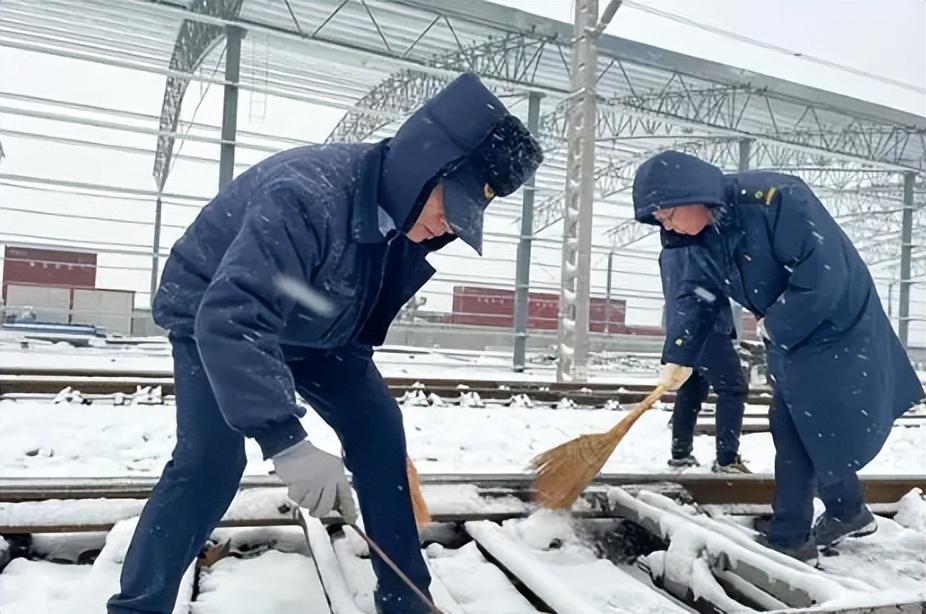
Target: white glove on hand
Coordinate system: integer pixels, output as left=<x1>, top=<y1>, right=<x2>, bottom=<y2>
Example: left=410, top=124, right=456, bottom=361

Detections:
left=272, top=439, right=357, bottom=523
left=660, top=363, right=693, bottom=391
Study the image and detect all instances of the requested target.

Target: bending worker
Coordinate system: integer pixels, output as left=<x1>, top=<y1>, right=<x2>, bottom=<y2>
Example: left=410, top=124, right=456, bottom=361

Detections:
left=107, top=73, right=543, bottom=614
left=636, top=150, right=923, bottom=561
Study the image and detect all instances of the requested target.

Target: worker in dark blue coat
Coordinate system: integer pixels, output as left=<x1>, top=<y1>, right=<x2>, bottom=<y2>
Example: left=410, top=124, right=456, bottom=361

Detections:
left=660, top=230, right=748, bottom=473
left=634, top=150, right=923, bottom=561
left=107, top=73, right=543, bottom=614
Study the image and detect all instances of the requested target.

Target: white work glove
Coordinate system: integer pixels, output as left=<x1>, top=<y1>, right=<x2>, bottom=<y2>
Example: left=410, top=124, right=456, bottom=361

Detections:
left=660, top=363, right=693, bottom=391
left=272, top=439, right=357, bottom=523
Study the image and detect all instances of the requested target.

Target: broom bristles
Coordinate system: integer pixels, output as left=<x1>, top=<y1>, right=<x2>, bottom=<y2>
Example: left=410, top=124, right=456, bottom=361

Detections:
left=531, top=384, right=668, bottom=509
left=406, top=457, right=431, bottom=526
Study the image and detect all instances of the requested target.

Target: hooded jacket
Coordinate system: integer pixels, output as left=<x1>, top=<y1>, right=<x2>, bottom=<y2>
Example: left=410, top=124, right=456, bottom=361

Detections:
left=152, top=73, right=542, bottom=457
left=633, top=150, right=924, bottom=476
left=659, top=229, right=735, bottom=344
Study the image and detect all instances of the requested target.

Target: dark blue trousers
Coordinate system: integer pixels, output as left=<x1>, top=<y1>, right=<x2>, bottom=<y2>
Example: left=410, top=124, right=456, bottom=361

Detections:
left=671, top=333, right=746, bottom=465
left=767, top=395, right=865, bottom=548
left=108, top=338, right=430, bottom=614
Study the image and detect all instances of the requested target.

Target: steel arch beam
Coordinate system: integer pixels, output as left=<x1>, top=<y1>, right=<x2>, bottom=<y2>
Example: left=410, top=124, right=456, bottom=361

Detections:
left=591, top=84, right=924, bottom=171
left=153, top=0, right=244, bottom=191
left=533, top=134, right=915, bottom=236
left=325, top=31, right=550, bottom=143
left=327, top=45, right=925, bottom=173
left=130, top=0, right=924, bottom=175
left=325, top=70, right=449, bottom=143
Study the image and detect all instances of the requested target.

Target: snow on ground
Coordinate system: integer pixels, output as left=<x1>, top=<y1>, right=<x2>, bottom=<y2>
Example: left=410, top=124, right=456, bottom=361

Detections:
left=0, top=489, right=294, bottom=532
left=1, top=398, right=923, bottom=478
left=0, top=340, right=661, bottom=383
left=894, top=488, right=926, bottom=532
left=466, top=510, right=683, bottom=613
left=1, top=340, right=924, bottom=612
left=0, top=558, right=92, bottom=613
left=426, top=542, right=537, bottom=613
left=709, top=499, right=926, bottom=605
left=0, top=517, right=190, bottom=614
left=619, top=488, right=926, bottom=609
left=194, top=550, right=328, bottom=614
left=815, top=515, right=926, bottom=596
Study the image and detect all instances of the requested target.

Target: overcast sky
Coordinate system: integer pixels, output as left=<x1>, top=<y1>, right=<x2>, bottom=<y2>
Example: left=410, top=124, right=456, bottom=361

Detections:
left=1, top=0, right=923, bottom=335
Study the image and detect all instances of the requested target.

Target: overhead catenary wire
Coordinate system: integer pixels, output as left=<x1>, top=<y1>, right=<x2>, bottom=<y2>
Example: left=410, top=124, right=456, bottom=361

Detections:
left=620, top=0, right=926, bottom=94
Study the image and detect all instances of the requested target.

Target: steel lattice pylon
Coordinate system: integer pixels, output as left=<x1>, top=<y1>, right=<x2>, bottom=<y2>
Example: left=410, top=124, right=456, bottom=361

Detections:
left=556, top=0, right=599, bottom=382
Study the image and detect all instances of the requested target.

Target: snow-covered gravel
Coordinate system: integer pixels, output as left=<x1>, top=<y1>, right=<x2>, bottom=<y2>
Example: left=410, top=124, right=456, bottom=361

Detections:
left=1, top=340, right=923, bottom=614
left=2, top=398, right=923, bottom=478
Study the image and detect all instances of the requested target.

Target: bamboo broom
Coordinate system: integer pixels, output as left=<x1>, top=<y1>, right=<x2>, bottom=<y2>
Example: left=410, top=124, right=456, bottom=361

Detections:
left=530, top=383, right=669, bottom=509
left=406, top=456, right=431, bottom=526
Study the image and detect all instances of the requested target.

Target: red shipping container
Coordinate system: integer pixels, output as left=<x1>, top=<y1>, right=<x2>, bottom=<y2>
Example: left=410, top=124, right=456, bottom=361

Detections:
left=2, top=246, right=96, bottom=300
left=451, top=286, right=628, bottom=333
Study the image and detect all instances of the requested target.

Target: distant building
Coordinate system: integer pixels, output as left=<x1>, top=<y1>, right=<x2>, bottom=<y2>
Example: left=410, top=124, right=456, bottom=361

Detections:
left=450, top=285, right=756, bottom=339
left=1, top=245, right=134, bottom=334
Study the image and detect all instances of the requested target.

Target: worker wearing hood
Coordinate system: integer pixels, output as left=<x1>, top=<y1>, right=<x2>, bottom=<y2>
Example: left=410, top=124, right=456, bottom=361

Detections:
left=109, top=73, right=543, bottom=614
left=633, top=150, right=922, bottom=561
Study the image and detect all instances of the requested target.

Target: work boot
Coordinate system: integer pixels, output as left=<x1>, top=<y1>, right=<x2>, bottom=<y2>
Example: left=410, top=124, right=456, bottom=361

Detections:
left=755, top=534, right=818, bottom=563
left=667, top=454, right=699, bottom=468
left=813, top=507, right=878, bottom=547
left=711, top=455, right=751, bottom=474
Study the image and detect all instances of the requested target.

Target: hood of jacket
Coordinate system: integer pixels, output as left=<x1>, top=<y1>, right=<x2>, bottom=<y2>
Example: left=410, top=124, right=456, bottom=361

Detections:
left=632, top=150, right=728, bottom=225
left=378, top=73, right=508, bottom=233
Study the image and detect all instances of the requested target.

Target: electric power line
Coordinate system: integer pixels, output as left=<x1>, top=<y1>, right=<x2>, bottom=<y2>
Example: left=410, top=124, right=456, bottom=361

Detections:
left=621, top=0, right=926, bottom=94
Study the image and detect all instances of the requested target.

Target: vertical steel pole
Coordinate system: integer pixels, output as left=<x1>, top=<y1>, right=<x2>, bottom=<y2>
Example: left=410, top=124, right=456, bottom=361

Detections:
left=219, top=26, right=243, bottom=189
left=898, top=171, right=914, bottom=348
left=732, top=138, right=752, bottom=338
left=557, top=0, right=598, bottom=382
left=888, top=281, right=894, bottom=320
left=149, top=193, right=163, bottom=304
left=513, top=92, right=543, bottom=372
left=737, top=138, right=751, bottom=171
left=605, top=251, right=613, bottom=334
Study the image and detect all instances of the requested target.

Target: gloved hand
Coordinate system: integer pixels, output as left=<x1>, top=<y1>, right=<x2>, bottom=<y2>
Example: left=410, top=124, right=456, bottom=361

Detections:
left=272, top=439, right=357, bottom=523
left=660, top=362, right=693, bottom=391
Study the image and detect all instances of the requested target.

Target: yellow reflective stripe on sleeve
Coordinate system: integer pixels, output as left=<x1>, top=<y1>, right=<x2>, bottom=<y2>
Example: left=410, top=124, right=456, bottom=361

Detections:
left=764, top=187, right=777, bottom=205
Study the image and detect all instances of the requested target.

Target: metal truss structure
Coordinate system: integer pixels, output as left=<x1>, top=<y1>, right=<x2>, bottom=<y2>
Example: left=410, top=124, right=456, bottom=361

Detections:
left=153, top=0, right=245, bottom=192
left=1, top=0, right=922, bottom=376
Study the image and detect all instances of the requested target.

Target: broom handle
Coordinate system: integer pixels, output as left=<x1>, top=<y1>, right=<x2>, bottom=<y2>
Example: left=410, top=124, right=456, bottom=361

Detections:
left=348, top=523, right=442, bottom=613
left=608, top=383, right=668, bottom=435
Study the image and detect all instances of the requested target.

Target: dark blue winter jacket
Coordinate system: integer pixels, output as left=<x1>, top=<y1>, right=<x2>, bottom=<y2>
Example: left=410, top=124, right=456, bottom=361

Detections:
left=659, top=229, right=734, bottom=347
left=634, top=151, right=924, bottom=477
left=153, top=74, right=514, bottom=458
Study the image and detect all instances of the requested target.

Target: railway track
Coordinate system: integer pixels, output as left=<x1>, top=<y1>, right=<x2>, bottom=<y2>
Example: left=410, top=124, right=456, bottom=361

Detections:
left=2, top=473, right=922, bottom=529
left=0, top=372, right=775, bottom=406
left=2, top=473, right=923, bottom=613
